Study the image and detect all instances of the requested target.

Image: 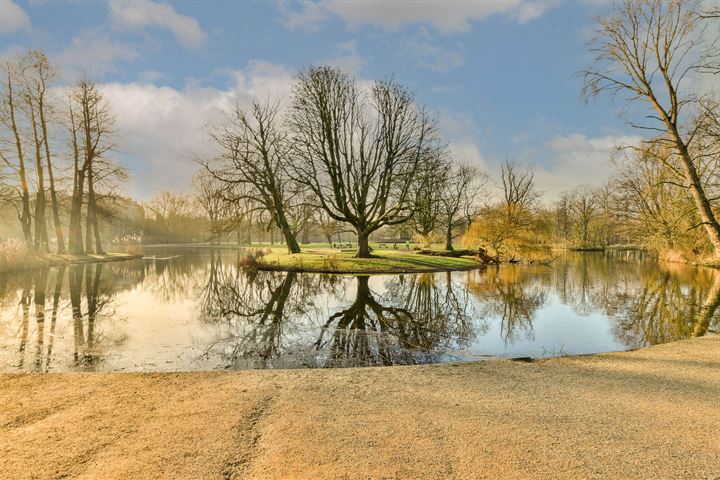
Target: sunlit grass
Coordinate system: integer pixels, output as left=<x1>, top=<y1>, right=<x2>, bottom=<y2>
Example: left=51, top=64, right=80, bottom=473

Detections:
left=0, top=240, right=140, bottom=274
left=257, top=246, right=480, bottom=273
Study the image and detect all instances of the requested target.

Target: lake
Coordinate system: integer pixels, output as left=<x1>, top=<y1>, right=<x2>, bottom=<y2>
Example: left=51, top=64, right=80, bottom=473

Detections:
left=0, top=249, right=717, bottom=372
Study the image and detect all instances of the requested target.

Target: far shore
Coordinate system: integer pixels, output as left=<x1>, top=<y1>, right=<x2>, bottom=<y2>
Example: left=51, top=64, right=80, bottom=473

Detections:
left=0, top=252, right=141, bottom=275
left=1, top=336, right=718, bottom=479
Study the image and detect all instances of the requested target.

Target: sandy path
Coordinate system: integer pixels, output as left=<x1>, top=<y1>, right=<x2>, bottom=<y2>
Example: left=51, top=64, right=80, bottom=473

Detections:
left=1, top=336, right=719, bottom=479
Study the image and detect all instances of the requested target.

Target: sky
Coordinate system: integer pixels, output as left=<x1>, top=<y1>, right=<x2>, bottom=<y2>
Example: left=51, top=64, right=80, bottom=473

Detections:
left=0, top=0, right=655, bottom=201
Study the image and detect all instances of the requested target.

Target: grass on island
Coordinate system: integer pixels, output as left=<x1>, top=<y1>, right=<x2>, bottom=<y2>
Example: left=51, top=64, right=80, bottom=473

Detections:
left=256, top=246, right=481, bottom=273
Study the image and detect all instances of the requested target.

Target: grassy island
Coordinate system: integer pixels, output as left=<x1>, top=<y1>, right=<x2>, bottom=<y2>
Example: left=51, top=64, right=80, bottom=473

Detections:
left=253, top=246, right=482, bottom=274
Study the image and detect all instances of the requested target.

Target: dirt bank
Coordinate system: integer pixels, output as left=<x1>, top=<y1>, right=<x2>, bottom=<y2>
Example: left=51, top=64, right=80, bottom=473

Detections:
left=1, top=336, right=719, bottom=479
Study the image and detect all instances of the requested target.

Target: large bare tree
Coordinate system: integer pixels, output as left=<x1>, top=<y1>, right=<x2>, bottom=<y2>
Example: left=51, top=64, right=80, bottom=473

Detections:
left=439, top=162, right=485, bottom=251
left=1, top=56, right=33, bottom=246
left=410, top=152, right=448, bottom=247
left=288, top=66, right=440, bottom=257
left=21, top=51, right=64, bottom=253
left=583, top=0, right=720, bottom=258
left=206, top=100, right=303, bottom=253
left=68, top=80, right=117, bottom=254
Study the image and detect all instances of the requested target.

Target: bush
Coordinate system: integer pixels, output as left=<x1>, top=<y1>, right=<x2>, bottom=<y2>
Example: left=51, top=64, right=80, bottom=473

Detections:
left=238, top=248, right=267, bottom=269
left=0, top=239, right=33, bottom=273
left=109, top=234, right=144, bottom=256
left=322, top=255, right=339, bottom=270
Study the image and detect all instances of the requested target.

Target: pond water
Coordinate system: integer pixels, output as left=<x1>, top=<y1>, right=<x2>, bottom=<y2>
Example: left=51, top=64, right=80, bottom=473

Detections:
left=0, top=249, right=717, bottom=372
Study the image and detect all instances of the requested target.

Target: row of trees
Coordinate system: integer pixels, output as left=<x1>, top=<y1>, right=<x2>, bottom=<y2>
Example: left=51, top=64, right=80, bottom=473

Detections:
left=1, top=51, right=124, bottom=255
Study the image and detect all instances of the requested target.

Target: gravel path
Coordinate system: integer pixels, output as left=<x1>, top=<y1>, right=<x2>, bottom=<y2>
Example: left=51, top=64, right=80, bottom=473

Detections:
left=1, top=336, right=718, bottom=479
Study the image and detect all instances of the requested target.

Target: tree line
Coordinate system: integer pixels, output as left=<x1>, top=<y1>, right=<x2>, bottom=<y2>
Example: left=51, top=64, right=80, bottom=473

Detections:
left=2, top=0, right=718, bottom=264
left=1, top=51, right=125, bottom=255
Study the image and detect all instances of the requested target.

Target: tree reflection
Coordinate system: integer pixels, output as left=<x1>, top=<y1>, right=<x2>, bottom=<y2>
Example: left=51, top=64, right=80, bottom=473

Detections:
left=613, top=267, right=720, bottom=346
left=315, top=274, right=474, bottom=367
left=198, top=261, right=326, bottom=368
left=466, top=266, right=546, bottom=343
left=465, top=251, right=720, bottom=348
left=68, top=264, right=117, bottom=368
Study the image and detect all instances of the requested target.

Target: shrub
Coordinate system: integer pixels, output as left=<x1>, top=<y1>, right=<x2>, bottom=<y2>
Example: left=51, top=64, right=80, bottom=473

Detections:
left=322, top=255, right=339, bottom=270
left=0, top=239, right=33, bottom=273
left=109, top=234, right=144, bottom=256
left=238, top=248, right=267, bottom=269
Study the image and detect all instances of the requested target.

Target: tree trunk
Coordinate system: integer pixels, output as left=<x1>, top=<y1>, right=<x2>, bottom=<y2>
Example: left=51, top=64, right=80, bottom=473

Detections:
left=667, top=122, right=720, bottom=258
left=445, top=224, right=454, bottom=251
left=694, top=271, right=720, bottom=337
left=5, top=73, right=33, bottom=245
left=68, top=106, right=84, bottom=254
left=68, top=169, right=85, bottom=254
left=87, top=171, right=103, bottom=254
left=274, top=208, right=301, bottom=253
left=39, top=97, right=64, bottom=253
left=85, top=202, right=93, bottom=255
left=85, top=167, right=95, bottom=254
left=356, top=229, right=371, bottom=258
left=279, top=222, right=301, bottom=254
left=30, top=103, right=49, bottom=252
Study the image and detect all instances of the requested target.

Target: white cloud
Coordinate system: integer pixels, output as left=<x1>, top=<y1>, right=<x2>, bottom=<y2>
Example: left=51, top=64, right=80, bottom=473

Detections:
left=0, top=0, right=31, bottom=35
left=438, top=110, right=489, bottom=171
left=278, top=0, right=331, bottom=32
left=400, top=30, right=464, bottom=71
left=324, top=40, right=365, bottom=74
left=517, top=1, right=556, bottom=24
left=280, top=0, right=556, bottom=33
left=138, top=69, right=164, bottom=84
left=534, top=132, right=642, bottom=200
left=94, top=62, right=296, bottom=199
left=55, top=29, right=139, bottom=80
left=108, top=0, right=206, bottom=49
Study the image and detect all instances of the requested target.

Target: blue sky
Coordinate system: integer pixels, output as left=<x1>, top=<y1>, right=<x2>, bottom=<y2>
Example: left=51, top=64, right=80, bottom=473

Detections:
left=1, top=0, right=646, bottom=200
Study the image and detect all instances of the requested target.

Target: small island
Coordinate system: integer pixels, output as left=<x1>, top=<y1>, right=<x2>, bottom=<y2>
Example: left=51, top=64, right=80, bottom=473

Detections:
left=251, top=246, right=484, bottom=274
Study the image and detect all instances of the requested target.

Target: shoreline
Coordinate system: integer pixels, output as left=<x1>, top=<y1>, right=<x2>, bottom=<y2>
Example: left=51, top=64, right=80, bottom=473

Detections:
left=2, top=336, right=718, bottom=479
left=0, top=253, right=141, bottom=275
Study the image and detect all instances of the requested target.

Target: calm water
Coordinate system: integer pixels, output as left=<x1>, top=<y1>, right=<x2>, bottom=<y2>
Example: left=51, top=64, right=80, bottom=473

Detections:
left=0, top=249, right=717, bottom=372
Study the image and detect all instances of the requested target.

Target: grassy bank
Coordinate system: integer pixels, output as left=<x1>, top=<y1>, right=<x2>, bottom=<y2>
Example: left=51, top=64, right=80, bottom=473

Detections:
left=255, top=247, right=481, bottom=273
left=1, top=336, right=717, bottom=479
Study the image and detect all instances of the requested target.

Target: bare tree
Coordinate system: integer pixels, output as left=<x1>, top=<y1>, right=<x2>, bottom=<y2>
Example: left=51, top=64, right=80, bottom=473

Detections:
left=465, top=160, right=540, bottom=257
left=612, top=142, right=700, bottom=249
left=68, top=80, right=117, bottom=254
left=193, top=172, right=227, bottom=243
left=288, top=66, right=440, bottom=257
left=583, top=0, right=720, bottom=258
left=313, top=209, right=349, bottom=245
left=410, top=152, right=448, bottom=247
left=568, top=186, right=601, bottom=248
left=439, top=162, right=485, bottom=251
left=21, top=51, right=64, bottom=253
left=0, top=56, right=33, bottom=245
left=24, top=78, right=49, bottom=251
left=206, top=100, right=303, bottom=253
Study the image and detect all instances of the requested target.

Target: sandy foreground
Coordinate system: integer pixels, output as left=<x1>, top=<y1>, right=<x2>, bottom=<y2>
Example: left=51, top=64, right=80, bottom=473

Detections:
left=1, top=337, right=719, bottom=480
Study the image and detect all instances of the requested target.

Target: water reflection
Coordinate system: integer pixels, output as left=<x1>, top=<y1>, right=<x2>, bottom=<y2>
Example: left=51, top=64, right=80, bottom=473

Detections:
left=0, top=250, right=717, bottom=372
left=314, top=273, right=473, bottom=367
